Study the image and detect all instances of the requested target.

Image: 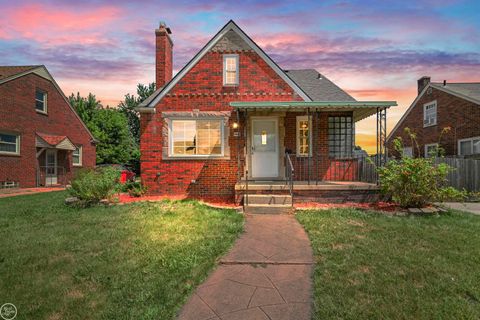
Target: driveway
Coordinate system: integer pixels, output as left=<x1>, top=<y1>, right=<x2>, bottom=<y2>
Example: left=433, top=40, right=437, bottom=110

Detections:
left=177, top=214, right=314, bottom=320
left=439, top=202, right=480, bottom=215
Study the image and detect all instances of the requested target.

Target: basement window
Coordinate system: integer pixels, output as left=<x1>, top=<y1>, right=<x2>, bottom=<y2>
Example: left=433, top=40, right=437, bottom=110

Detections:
left=170, top=119, right=224, bottom=157
left=223, top=54, right=239, bottom=86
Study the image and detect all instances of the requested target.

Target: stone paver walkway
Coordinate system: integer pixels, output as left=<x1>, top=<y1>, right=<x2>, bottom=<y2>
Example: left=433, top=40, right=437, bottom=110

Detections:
left=178, top=214, right=314, bottom=320
left=437, top=202, right=480, bottom=215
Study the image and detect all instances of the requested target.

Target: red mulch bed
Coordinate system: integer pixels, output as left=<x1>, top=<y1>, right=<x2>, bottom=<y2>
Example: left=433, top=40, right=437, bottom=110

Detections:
left=115, top=193, right=239, bottom=208
left=117, top=193, right=401, bottom=211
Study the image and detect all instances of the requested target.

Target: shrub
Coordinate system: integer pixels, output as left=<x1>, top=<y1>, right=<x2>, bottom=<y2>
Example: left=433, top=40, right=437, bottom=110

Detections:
left=378, top=131, right=464, bottom=208
left=122, top=181, right=147, bottom=197
left=67, top=167, right=120, bottom=206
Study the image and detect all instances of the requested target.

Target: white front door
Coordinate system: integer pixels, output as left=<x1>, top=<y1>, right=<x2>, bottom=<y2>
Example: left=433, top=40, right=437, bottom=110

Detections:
left=251, top=118, right=279, bottom=178
left=45, top=149, right=58, bottom=185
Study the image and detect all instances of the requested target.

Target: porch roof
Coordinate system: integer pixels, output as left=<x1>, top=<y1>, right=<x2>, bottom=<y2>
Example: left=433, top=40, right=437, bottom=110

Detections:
left=230, top=100, right=397, bottom=122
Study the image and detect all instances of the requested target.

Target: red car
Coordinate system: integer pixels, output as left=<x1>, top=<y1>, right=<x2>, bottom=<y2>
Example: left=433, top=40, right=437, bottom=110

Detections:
left=97, top=164, right=136, bottom=183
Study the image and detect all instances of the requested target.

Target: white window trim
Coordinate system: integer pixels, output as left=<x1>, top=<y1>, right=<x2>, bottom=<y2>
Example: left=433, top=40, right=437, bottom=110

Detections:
left=168, top=118, right=225, bottom=158
left=296, top=116, right=312, bottom=157
left=0, top=132, right=20, bottom=156
left=223, top=54, right=239, bottom=86
left=423, top=100, right=436, bottom=127
left=35, top=89, right=48, bottom=114
left=424, top=143, right=439, bottom=157
left=457, top=136, right=480, bottom=156
left=73, top=146, right=83, bottom=166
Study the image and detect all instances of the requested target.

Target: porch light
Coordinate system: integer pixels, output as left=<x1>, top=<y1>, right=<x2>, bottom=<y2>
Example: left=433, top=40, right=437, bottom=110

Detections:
left=232, top=122, right=239, bottom=129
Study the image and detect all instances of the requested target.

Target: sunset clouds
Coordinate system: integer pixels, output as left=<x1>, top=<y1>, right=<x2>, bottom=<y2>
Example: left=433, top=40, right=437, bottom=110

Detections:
left=0, top=0, right=479, bottom=153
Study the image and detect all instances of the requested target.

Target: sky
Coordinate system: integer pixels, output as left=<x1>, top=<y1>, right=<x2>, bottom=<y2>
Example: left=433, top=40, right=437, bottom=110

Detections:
left=1, top=0, right=479, bottom=153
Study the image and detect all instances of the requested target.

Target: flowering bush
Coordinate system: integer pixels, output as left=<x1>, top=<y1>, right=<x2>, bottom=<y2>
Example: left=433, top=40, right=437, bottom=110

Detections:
left=378, top=131, right=466, bottom=208
left=67, top=167, right=120, bottom=207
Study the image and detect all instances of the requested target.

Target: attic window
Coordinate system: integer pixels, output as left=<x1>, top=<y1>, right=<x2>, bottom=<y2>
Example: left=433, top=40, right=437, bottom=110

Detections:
left=35, top=89, right=47, bottom=113
left=223, top=54, right=239, bottom=86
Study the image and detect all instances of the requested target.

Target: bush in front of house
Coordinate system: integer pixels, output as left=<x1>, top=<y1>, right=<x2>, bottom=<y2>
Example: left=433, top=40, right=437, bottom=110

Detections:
left=378, top=132, right=466, bottom=208
left=67, top=167, right=120, bottom=206
left=122, top=180, right=148, bottom=197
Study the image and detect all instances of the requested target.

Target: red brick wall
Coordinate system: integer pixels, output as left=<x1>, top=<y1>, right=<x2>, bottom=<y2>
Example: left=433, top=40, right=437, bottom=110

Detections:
left=284, top=111, right=357, bottom=181
left=0, top=73, right=96, bottom=187
left=140, top=50, right=302, bottom=202
left=388, top=87, right=480, bottom=157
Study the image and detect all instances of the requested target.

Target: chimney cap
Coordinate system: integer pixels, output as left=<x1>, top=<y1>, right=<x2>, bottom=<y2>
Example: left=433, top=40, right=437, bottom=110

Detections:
left=158, top=21, right=172, bottom=34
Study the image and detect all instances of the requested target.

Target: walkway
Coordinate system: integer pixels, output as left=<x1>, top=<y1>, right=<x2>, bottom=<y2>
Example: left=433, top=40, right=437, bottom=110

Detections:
left=0, top=187, right=64, bottom=198
left=438, top=202, right=480, bottom=215
left=178, top=214, right=314, bottom=320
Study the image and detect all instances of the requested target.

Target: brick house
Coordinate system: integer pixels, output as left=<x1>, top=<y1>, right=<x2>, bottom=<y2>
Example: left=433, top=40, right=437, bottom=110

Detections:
left=0, top=65, right=96, bottom=188
left=138, top=20, right=396, bottom=207
left=387, top=77, right=480, bottom=158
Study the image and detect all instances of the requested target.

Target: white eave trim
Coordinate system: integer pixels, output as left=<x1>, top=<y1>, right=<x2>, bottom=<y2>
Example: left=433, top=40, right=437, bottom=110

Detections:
left=141, top=20, right=311, bottom=109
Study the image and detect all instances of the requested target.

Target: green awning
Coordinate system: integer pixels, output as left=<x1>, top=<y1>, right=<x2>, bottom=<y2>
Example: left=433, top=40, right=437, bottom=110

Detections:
left=230, top=101, right=397, bottom=121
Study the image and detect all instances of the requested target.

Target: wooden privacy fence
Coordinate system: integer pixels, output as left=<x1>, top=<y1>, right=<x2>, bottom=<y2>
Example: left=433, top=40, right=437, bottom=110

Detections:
left=433, top=157, right=480, bottom=192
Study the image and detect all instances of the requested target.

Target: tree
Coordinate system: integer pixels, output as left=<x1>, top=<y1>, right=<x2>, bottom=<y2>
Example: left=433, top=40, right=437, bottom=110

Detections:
left=69, top=93, right=136, bottom=165
left=89, top=108, right=136, bottom=164
left=117, top=83, right=156, bottom=144
left=68, top=92, right=100, bottom=124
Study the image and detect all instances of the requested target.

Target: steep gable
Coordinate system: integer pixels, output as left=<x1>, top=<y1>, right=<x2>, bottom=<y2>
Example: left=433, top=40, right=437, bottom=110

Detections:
left=139, top=20, right=311, bottom=109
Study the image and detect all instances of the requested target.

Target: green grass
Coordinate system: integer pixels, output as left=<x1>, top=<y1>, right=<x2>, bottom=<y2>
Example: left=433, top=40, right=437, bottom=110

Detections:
left=0, top=192, right=243, bottom=320
left=297, top=208, right=480, bottom=320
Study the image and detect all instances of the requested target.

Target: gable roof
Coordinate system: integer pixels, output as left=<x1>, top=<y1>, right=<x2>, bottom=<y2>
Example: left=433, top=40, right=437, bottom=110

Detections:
left=0, top=66, right=41, bottom=80
left=36, top=133, right=76, bottom=151
left=0, top=65, right=97, bottom=142
left=139, top=20, right=312, bottom=109
left=285, top=69, right=355, bottom=102
left=387, top=81, right=480, bottom=142
left=430, top=82, right=480, bottom=104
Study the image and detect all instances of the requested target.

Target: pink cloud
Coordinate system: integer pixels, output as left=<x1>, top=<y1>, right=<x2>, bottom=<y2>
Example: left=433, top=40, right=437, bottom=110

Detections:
left=0, top=3, right=122, bottom=45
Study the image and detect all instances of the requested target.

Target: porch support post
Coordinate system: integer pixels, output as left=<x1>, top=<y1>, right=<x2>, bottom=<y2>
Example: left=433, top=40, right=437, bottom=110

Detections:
left=376, top=107, right=387, bottom=167
left=236, top=110, right=241, bottom=182
left=314, top=110, right=319, bottom=185
left=307, top=107, right=311, bottom=185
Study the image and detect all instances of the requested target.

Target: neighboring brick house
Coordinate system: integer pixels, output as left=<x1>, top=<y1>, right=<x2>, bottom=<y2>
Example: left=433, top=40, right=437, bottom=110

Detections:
left=387, top=77, right=480, bottom=158
left=0, top=65, right=96, bottom=188
left=138, top=20, right=396, bottom=204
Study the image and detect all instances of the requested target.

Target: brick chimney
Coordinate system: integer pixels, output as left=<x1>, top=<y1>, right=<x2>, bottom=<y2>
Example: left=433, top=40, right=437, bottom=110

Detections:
left=417, top=76, right=431, bottom=95
left=155, top=21, right=173, bottom=89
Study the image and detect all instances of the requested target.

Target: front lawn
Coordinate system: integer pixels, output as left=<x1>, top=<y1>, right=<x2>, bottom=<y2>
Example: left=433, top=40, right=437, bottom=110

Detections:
left=297, top=208, right=480, bottom=319
left=0, top=192, right=243, bottom=320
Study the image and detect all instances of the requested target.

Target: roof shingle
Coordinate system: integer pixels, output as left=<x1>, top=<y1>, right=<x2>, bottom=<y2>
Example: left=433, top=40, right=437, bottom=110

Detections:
left=0, top=65, right=41, bottom=80
left=285, top=69, right=355, bottom=102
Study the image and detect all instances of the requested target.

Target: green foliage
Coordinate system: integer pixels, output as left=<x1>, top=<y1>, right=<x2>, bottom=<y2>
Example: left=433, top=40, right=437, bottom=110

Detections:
left=117, top=83, right=156, bottom=144
left=89, top=108, right=136, bottom=164
left=121, top=180, right=148, bottom=197
left=69, top=93, right=136, bottom=165
left=379, top=131, right=463, bottom=207
left=67, top=167, right=120, bottom=206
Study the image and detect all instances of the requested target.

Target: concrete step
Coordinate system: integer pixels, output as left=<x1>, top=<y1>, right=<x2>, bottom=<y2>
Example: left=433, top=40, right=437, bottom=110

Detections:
left=244, top=204, right=293, bottom=214
left=245, top=194, right=293, bottom=205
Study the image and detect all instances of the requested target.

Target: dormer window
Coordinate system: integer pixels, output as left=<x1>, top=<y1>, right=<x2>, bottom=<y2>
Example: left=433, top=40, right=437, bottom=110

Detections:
left=223, top=54, right=239, bottom=86
left=35, top=89, right=47, bottom=114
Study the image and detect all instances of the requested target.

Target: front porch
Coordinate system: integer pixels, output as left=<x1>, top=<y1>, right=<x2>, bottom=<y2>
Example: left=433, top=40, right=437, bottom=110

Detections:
left=231, top=100, right=396, bottom=207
